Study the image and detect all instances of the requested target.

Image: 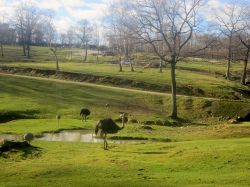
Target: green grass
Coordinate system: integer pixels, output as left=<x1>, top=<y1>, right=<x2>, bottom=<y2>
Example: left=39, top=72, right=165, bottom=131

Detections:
left=1, top=61, right=249, bottom=99
left=1, top=45, right=249, bottom=100
left=0, top=46, right=250, bottom=186
left=1, top=138, right=250, bottom=187
left=0, top=45, right=116, bottom=63
left=0, top=74, right=249, bottom=124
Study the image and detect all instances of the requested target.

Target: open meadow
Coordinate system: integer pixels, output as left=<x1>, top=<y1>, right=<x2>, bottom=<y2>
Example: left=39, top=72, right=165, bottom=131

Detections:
left=0, top=71, right=250, bottom=186
left=0, top=0, right=250, bottom=184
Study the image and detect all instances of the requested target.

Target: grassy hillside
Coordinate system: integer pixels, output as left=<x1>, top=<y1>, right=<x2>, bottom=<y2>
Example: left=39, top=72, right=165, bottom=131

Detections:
left=1, top=62, right=249, bottom=100
left=1, top=45, right=249, bottom=100
left=0, top=70, right=250, bottom=187
left=0, top=74, right=249, bottom=124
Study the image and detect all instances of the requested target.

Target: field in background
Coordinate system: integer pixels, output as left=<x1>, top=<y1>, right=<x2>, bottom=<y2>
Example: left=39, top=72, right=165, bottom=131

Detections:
left=1, top=45, right=249, bottom=100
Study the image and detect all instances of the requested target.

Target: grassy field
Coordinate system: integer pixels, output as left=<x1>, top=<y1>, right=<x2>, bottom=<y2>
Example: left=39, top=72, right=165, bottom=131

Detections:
left=1, top=62, right=249, bottom=99
left=1, top=45, right=249, bottom=100
left=0, top=74, right=249, bottom=124
left=0, top=45, right=250, bottom=186
left=1, top=137, right=250, bottom=187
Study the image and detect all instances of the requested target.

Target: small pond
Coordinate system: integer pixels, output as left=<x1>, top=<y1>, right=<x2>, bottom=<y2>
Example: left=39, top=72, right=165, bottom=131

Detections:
left=36, top=130, right=103, bottom=143
left=1, top=130, right=146, bottom=144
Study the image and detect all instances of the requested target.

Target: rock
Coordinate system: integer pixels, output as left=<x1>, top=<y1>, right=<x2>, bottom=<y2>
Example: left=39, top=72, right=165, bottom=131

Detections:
left=129, top=119, right=139, bottom=123
left=142, top=120, right=155, bottom=125
left=228, top=119, right=238, bottom=124
left=163, top=120, right=172, bottom=126
left=141, top=125, right=153, bottom=130
left=155, top=120, right=164, bottom=126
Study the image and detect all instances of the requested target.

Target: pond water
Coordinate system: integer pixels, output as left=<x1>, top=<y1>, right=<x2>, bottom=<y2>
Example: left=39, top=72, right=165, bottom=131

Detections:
left=0, top=130, right=145, bottom=144
left=0, top=134, right=24, bottom=142
left=36, top=130, right=103, bottom=143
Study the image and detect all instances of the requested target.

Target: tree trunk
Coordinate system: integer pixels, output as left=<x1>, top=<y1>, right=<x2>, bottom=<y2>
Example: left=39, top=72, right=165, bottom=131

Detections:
left=130, top=62, right=134, bottom=72
left=241, top=48, right=249, bottom=85
left=55, top=53, right=59, bottom=72
left=27, top=44, right=30, bottom=58
left=50, top=48, right=59, bottom=72
left=97, top=46, right=100, bottom=63
left=0, top=42, right=3, bottom=57
left=70, top=50, right=72, bottom=61
left=159, top=60, right=162, bottom=73
left=84, top=42, right=88, bottom=62
left=20, top=24, right=26, bottom=57
left=170, top=60, right=177, bottom=118
left=226, top=36, right=232, bottom=80
left=22, top=43, right=26, bottom=57
left=119, top=55, right=122, bottom=72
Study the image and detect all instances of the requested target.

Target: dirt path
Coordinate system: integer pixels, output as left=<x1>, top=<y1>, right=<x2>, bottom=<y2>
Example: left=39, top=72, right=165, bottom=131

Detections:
left=0, top=72, right=244, bottom=102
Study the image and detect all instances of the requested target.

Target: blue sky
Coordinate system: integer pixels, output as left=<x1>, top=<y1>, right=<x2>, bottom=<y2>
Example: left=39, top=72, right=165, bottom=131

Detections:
left=0, top=0, right=107, bottom=32
left=0, top=0, right=247, bottom=33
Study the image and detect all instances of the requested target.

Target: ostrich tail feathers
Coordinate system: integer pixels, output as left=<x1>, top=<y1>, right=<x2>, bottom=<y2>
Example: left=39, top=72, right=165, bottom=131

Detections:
left=95, top=123, right=99, bottom=135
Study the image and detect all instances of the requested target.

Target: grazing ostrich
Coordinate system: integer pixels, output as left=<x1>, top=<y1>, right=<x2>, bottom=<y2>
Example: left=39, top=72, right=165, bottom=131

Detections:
left=56, top=114, right=61, bottom=128
left=23, top=133, right=34, bottom=143
left=95, top=112, right=127, bottom=150
left=80, top=108, right=91, bottom=121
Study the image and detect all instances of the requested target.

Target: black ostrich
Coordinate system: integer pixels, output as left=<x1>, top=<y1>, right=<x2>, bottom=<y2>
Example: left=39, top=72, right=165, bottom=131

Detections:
left=95, top=113, right=127, bottom=150
left=80, top=108, right=91, bottom=121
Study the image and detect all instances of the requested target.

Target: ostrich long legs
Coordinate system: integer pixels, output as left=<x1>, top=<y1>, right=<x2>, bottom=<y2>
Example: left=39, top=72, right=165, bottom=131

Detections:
left=104, top=133, right=108, bottom=150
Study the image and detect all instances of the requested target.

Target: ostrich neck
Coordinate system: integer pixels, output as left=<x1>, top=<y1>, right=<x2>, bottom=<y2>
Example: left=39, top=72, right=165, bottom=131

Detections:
left=119, top=117, right=125, bottom=130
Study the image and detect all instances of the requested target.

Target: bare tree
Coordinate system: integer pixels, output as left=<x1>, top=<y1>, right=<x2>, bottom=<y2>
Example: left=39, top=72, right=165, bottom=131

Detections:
left=75, top=19, right=93, bottom=62
left=108, top=2, right=137, bottom=72
left=60, top=33, right=67, bottom=47
left=238, top=6, right=250, bottom=85
left=215, top=2, right=243, bottom=80
left=66, top=28, right=75, bottom=61
left=93, top=24, right=101, bottom=62
left=15, top=5, right=26, bottom=56
left=44, top=19, right=59, bottom=72
left=0, top=23, right=9, bottom=57
left=106, top=13, right=124, bottom=72
left=120, top=0, right=204, bottom=118
left=14, top=3, right=41, bottom=58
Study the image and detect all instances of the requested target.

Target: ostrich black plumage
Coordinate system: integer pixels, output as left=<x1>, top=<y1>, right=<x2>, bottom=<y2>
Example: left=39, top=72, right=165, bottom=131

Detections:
left=80, top=108, right=91, bottom=121
left=95, top=113, right=127, bottom=150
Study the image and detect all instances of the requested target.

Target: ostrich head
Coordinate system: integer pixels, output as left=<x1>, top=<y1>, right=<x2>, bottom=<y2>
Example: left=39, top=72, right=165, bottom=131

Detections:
left=119, top=112, right=128, bottom=127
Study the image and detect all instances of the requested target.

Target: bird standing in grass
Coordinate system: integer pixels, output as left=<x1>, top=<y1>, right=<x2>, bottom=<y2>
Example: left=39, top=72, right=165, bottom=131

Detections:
left=95, top=112, right=127, bottom=150
left=23, top=133, right=34, bottom=143
left=80, top=108, right=91, bottom=121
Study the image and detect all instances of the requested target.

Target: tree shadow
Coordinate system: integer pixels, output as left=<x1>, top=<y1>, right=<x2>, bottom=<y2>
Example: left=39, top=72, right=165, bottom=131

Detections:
left=0, top=141, right=41, bottom=159
left=0, top=109, right=40, bottom=123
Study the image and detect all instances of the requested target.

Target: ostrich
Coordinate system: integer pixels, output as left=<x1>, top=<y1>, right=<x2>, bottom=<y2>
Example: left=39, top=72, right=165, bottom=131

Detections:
left=80, top=108, right=91, bottom=121
left=56, top=114, right=61, bottom=128
left=23, top=133, right=34, bottom=143
left=95, top=112, right=127, bottom=150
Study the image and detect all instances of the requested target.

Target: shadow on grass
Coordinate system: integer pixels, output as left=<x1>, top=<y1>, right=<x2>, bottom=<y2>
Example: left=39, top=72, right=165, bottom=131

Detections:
left=0, top=110, right=40, bottom=123
left=0, top=141, right=41, bottom=159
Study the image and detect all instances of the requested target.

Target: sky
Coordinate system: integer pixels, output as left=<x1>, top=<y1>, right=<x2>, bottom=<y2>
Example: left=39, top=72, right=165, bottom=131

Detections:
left=0, top=0, right=108, bottom=33
left=0, top=0, right=248, bottom=34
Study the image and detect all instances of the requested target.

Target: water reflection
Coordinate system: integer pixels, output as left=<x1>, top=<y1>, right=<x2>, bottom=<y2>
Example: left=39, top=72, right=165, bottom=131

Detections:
left=0, top=130, right=145, bottom=144
left=37, top=131, right=103, bottom=143
left=0, top=134, right=23, bottom=142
